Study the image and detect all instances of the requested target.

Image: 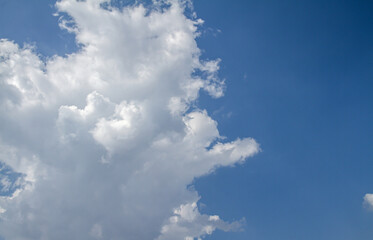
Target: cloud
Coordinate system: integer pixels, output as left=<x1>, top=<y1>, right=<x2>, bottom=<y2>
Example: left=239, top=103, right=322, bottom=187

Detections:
left=157, top=201, right=245, bottom=240
left=363, top=194, right=373, bottom=209
left=0, top=0, right=259, bottom=239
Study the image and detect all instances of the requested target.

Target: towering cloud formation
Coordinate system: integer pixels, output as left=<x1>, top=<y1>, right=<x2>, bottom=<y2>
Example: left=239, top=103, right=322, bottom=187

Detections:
left=0, top=0, right=259, bottom=239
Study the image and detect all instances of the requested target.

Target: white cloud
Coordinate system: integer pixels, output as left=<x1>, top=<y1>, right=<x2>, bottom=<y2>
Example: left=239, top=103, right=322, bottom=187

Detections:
left=364, top=194, right=373, bottom=209
left=157, top=201, right=244, bottom=240
left=0, top=0, right=260, bottom=239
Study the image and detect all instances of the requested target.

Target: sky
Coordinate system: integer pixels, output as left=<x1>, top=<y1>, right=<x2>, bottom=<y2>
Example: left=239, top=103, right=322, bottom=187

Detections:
left=0, top=0, right=372, bottom=240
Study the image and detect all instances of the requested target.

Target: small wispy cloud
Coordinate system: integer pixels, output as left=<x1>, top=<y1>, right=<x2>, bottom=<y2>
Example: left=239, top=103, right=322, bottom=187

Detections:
left=363, top=194, right=373, bottom=209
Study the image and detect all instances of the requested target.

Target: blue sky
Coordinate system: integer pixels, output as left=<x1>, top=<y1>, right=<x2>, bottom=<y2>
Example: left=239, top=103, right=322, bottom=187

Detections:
left=194, top=0, right=373, bottom=239
left=0, top=0, right=372, bottom=239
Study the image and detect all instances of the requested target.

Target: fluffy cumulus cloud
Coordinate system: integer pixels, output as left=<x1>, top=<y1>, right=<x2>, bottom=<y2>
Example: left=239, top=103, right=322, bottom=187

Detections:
left=0, top=0, right=260, bottom=239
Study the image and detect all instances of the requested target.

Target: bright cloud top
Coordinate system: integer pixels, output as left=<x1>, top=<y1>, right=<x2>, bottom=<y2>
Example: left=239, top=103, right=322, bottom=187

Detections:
left=0, top=0, right=259, bottom=239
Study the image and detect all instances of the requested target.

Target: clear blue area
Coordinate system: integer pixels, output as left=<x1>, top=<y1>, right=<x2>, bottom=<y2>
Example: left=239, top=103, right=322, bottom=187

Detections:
left=0, top=0, right=76, bottom=56
left=0, top=162, right=24, bottom=196
left=0, top=0, right=372, bottom=239
left=194, top=0, right=373, bottom=239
